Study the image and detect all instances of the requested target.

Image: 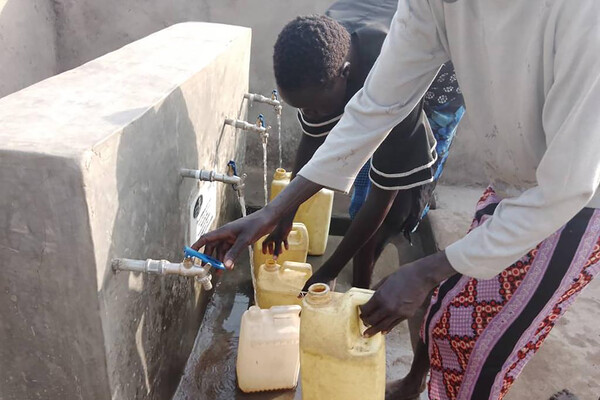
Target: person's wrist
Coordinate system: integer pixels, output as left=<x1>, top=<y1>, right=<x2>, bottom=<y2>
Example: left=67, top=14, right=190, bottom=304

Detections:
left=416, top=251, right=458, bottom=288
left=261, top=203, right=280, bottom=226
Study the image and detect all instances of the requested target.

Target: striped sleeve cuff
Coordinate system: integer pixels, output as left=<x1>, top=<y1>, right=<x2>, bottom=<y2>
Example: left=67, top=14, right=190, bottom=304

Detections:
left=298, top=111, right=343, bottom=138
left=297, top=162, right=355, bottom=193
left=369, top=112, right=437, bottom=190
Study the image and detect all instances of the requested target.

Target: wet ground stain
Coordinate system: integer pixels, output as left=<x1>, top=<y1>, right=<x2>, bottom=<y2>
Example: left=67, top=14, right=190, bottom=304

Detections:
left=172, top=236, right=425, bottom=400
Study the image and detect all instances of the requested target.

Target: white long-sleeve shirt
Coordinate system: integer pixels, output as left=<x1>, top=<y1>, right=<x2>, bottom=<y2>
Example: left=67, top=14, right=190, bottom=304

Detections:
left=298, top=0, right=600, bottom=279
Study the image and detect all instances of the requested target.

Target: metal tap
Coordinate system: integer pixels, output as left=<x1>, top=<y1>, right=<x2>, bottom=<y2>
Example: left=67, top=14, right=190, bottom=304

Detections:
left=180, top=168, right=245, bottom=191
left=224, top=114, right=270, bottom=138
left=244, top=91, right=282, bottom=112
left=226, top=160, right=247, bottom=195
left=111, top=247, right=226, bottom=291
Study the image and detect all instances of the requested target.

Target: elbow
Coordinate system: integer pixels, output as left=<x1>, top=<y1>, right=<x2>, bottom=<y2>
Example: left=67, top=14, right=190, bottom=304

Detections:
left=549, top=184, right=598, bottom=219
left=571, top=184, right=596, bottom=207
left=542, top=179, right=597, bottom=212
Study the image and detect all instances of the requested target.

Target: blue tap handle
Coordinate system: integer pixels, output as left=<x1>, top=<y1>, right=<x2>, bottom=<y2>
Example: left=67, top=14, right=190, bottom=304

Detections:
left=184, top=246, right=226, bottom=270
left=227, top=160, right=238, bottom=177
left=256, top=114, right=265, bottom=128
left=271, top=90, right=279, bottom=101
left=227, top=160, right=239, bottom=190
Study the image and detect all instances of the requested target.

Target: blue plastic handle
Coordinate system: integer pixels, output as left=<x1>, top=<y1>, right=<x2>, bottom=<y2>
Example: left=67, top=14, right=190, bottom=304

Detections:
left=184, top=247, right=226, bottom=270
left=227, top=160, right=238, bottom=177
left=256, top=114, right=265, bottom=127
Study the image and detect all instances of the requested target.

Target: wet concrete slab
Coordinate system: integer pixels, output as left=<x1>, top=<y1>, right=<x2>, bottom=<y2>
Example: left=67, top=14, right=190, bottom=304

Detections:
left=173, top=233, right=428, bottom=400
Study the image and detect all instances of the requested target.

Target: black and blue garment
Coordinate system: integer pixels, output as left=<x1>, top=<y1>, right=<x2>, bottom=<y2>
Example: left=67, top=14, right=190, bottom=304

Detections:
left=299, top=0, right=465, bottom=236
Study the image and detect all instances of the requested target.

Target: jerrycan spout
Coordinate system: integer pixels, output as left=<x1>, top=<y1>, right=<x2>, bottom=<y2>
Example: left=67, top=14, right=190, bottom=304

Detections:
left=264, top=259, right=279, bottom=272
left=306, top=283, right=332, bottom=306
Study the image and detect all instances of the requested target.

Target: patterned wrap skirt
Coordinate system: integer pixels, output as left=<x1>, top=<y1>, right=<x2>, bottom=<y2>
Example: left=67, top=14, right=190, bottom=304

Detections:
left=423, top=187, right=600, bottom=400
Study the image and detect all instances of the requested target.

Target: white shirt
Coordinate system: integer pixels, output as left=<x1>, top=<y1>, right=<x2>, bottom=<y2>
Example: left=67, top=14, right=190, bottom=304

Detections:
left=298, top=0, right=600, bottom=279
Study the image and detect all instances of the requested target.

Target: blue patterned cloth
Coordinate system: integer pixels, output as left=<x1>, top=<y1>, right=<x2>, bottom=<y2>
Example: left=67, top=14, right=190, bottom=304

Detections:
left=429, top=105, right=465, bottom=182
left=349, top=161, right=372, bottom=219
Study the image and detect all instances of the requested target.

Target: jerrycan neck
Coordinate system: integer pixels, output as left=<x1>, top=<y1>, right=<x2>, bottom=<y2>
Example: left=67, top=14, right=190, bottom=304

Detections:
left=305, top=283, right=332, bottom=306
left=264, top=259, right=280, bottom=272
left=273, top=168, right=288, bottom=180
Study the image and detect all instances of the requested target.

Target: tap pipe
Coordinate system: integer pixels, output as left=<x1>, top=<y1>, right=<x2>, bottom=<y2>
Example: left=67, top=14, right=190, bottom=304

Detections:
left=244, top=92, right=282, bottom=109
left=180, top=168, right=244, bottom=189
left=111, top=257, right=214, bottom=290
left=224, top=115, right=270, bottom=137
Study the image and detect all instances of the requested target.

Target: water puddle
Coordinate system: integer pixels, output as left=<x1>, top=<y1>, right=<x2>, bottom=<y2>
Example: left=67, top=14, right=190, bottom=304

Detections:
left=173, top=249, right=300, bottom=400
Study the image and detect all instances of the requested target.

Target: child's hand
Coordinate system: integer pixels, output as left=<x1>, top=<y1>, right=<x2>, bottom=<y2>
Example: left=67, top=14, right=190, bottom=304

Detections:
left=261, top=217, right=293, bottom=258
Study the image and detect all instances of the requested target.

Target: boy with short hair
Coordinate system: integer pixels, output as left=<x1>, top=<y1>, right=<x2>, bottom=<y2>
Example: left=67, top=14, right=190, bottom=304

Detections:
left=264, top=10, right=464, bottom=397
left=267, top=11, right=464, bottom=291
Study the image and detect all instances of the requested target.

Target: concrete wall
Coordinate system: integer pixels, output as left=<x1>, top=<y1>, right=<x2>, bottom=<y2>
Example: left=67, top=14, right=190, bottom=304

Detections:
left=0, top=22, right=250, bottom=400
left=0, top=0, right=332, bottom=169
left=51, top=0, right=333, bottom=170
left=0, top=0, right=58, bottom=98
left=439, top=113, right=489, bottom=186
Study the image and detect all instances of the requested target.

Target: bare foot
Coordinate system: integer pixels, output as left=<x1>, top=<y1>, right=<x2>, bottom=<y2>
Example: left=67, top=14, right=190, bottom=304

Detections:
left=385, top=376, right=427, bottom=400
left=549, top=389, right=579, bottom=400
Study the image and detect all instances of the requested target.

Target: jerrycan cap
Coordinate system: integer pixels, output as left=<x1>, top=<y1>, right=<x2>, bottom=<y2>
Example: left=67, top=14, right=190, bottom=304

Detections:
left=264, top=259, right=280, bottom=272
left=306, top=283, right=332, bottom=305
left=273, top=168, right=288, bottom=180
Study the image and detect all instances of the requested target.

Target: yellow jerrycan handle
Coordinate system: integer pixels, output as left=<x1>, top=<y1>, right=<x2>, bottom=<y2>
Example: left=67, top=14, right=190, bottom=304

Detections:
left=270, top=305, right=301, bottom=327
left=281, top=261, right=312, bottom=276
left=270, top=305, right=302, bottom=318
left=287, top=230, right=301, bottom=245
left=287, top=223, right=309, bottom=245
left=347, top=288, right=377, bottom=338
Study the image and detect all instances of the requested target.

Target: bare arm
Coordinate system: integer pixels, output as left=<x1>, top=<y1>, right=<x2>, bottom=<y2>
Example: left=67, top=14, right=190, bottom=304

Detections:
left=303, top=186, right=398, bottom=288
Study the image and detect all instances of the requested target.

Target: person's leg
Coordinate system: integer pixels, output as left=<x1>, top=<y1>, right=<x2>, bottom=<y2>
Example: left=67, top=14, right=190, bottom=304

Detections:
left=386, top=339, right=430, bottom=400
left=352, top=225, right=390, bottom=288
left=351, top=190, right=412, bottom=288
left=425, top=192, right=600, bottom=400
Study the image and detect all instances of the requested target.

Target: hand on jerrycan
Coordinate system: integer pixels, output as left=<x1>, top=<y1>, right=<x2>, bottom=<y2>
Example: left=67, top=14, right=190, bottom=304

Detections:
left=359, top=251, right=458, bottom=337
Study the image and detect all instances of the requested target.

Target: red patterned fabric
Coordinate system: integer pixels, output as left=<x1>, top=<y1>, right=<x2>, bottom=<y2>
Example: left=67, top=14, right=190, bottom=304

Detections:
left=423, top=187, right=600, bottom=400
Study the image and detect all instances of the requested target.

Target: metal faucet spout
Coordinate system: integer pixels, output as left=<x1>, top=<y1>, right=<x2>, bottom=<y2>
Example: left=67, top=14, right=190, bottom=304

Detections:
left=244, top=93, right=282, bottom=109
left=180, top=168, right=243, bottom=189
left=111, top=257, right=214, bottom=290
left=224, top=116, right=270, bottom=136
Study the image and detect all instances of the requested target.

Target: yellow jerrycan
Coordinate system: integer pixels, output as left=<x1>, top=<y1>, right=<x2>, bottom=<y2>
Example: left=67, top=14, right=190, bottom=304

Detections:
left=300, top=283, right=385, bottom=400
left=256, top=259, right=312, bottom=309
left=270, top=167, right=292, bottom=199
left=236, top=305, right=301, bottom=392
left=269, top=168, right=334, bottom=256
left=252, top=222, right=309, bottom=274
